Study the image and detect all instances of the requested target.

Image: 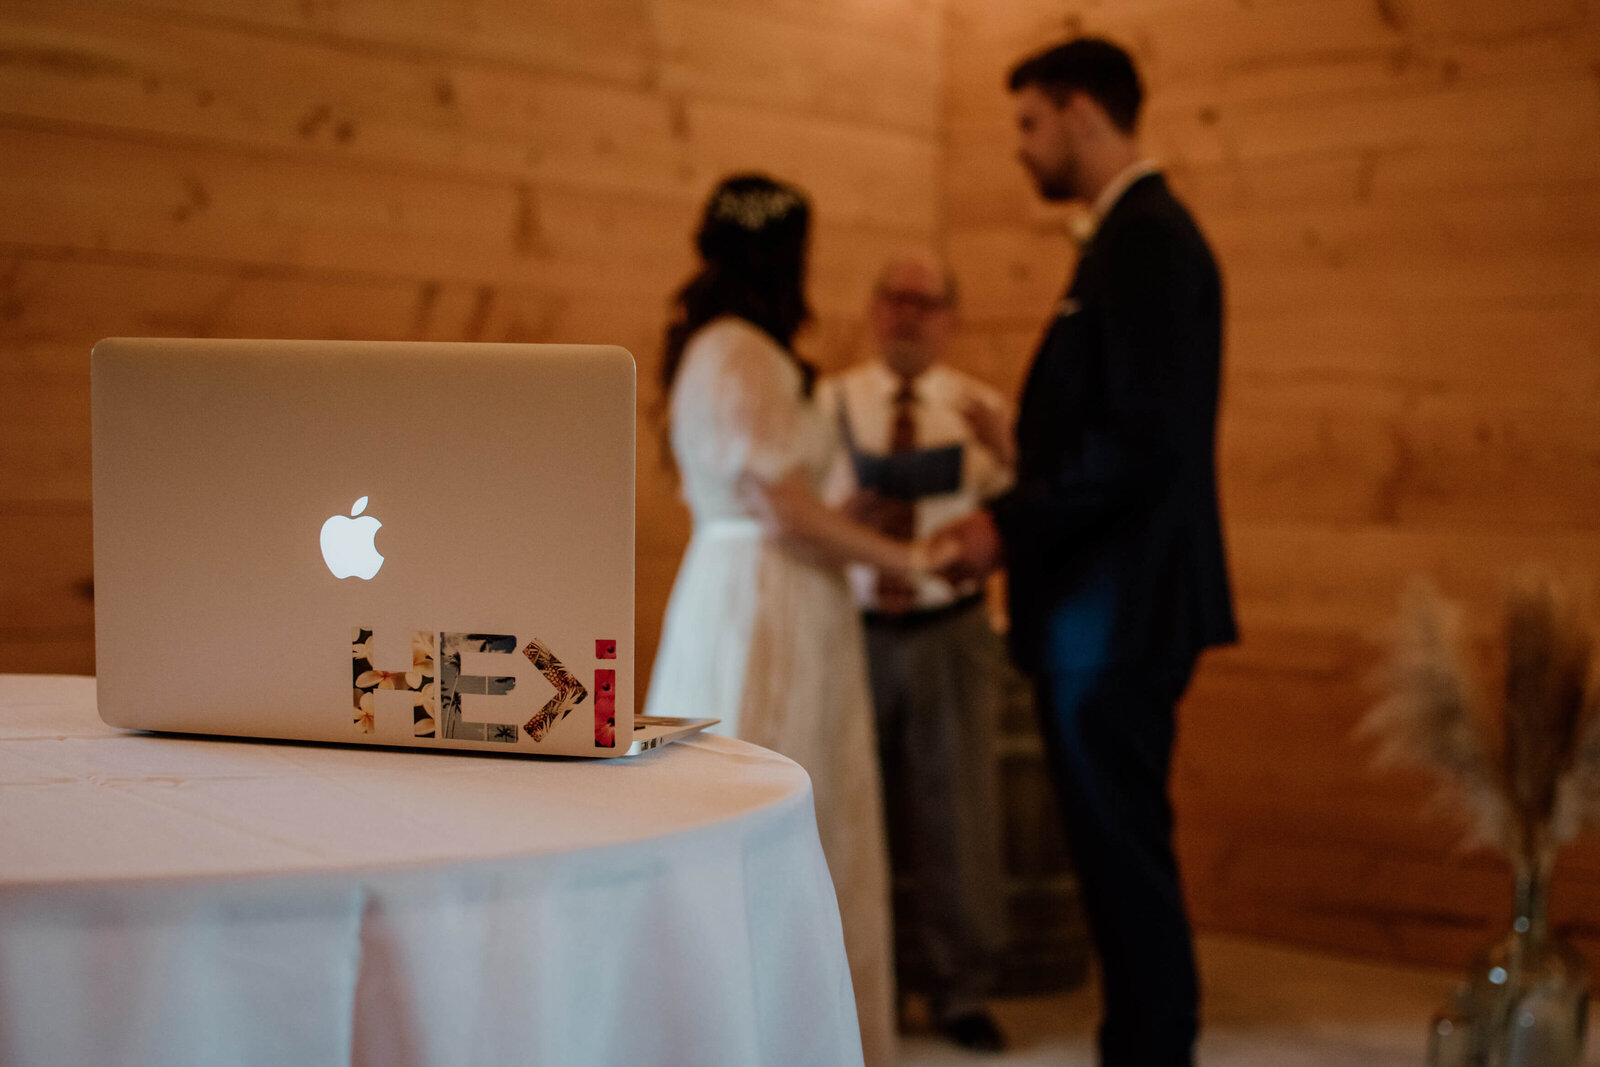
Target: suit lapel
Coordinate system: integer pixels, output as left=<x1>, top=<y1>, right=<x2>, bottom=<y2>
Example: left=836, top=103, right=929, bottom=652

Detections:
left=1017, top=174, right=1169, bottom=479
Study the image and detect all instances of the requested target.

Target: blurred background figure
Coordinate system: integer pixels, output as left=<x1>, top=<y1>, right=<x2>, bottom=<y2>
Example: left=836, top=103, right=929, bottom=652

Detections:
left=645, top=174, right=950, bottom=1067
left=937, top=37, right=1236, bottom=1066
left=818, top=253, right=1015, bottom=1053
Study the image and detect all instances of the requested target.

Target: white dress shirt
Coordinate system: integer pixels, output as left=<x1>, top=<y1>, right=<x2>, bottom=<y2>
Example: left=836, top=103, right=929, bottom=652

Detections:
left=817, top=361, right=1014, bottom=612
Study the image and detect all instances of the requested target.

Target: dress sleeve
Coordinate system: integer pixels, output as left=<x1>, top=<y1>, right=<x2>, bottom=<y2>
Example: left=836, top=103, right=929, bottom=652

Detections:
left=812, top=377, right=858, bottom=506
left=693, top=321, right=809, bottom=486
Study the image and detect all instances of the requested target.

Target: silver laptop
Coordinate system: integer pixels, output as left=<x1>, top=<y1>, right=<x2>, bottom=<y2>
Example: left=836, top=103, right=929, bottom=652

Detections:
left=91, top=338, right=715, bottom=757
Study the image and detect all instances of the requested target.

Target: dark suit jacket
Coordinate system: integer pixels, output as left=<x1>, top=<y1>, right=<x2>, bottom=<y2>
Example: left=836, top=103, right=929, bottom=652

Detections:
left=990, top=172, right=1237, bottom=676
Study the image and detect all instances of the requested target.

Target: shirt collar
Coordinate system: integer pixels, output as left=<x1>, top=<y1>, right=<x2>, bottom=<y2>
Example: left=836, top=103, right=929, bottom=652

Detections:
left=1078, top=159, right=1161, bottom=244
left=869, top=358, right=943, bottom=399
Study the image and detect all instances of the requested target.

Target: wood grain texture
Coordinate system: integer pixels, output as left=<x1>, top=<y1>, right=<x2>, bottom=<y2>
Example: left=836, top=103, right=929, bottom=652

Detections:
left=0, top=509, right=94, bottom=633
left=0, top=2, right=939, bottom=228
left=0, top=0, right=941, bottom=681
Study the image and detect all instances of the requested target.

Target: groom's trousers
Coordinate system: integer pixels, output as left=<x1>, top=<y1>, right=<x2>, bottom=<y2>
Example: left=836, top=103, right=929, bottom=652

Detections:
left=1035, top=654, right=1199, bottom=1067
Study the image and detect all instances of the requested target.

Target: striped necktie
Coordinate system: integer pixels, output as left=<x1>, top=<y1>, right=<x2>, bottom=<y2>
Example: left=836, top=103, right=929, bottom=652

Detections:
left=874, top=378, right=918, bottom=612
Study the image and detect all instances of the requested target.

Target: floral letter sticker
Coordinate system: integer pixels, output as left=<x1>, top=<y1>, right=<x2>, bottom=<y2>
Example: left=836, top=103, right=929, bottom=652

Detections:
left=521, top=637, right=588, bottom=741
left=439, top=633, right=520, bottom=744
left=594, top=638, right=617, bottom=748
left=353, top=631, right=616, bottom=750
left=352, top=628, right=437, bottom=736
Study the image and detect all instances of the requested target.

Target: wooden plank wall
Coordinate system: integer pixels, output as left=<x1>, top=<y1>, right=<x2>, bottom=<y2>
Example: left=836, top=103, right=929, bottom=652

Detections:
left=942, top=0, right=1600, bottom=972
left=0, top=0, right=942, bottom=691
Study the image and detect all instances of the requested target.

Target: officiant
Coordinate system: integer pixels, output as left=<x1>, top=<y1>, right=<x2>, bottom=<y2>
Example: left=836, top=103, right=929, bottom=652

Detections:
left=817, top=253, right=1016, bottom=1052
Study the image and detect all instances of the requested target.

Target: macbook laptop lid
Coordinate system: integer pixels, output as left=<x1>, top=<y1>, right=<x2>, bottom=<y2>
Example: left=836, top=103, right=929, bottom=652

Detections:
left=91, top=338, right=713, bottom=757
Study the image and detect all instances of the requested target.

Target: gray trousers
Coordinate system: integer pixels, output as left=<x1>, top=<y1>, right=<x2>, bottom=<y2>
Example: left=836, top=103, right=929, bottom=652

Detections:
left=866, top=598, right=1009, bottom=1019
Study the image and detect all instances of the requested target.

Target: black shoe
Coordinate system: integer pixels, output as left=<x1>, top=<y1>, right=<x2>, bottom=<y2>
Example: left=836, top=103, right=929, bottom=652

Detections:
left=940, top=1010, right=1006, bottom=1053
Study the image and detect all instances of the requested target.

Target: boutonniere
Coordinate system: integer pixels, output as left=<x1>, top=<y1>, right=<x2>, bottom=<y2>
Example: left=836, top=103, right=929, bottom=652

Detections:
left=1068, top=210, right=1098, bottom=249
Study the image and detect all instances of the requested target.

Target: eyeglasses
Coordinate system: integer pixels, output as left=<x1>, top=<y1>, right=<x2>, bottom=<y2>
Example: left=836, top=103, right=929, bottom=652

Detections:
left=874, top=288, right=952, bottom=313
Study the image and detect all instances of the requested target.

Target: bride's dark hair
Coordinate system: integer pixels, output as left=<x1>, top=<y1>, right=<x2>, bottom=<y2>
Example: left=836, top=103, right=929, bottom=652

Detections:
left=660, top=174, right=816, bottom=399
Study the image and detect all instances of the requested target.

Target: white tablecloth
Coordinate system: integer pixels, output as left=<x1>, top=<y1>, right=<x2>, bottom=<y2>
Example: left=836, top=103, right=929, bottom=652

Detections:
left=0, top=676, right=864, bottom=1066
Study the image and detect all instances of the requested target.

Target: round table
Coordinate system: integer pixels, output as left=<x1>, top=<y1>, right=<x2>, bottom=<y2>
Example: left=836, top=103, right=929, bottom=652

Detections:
left=0, top=675, right=864, bottom=1066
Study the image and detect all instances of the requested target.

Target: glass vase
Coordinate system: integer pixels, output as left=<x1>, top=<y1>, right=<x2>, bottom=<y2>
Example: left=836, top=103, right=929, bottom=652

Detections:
left=1429, top=848, right=1589, bottom=1066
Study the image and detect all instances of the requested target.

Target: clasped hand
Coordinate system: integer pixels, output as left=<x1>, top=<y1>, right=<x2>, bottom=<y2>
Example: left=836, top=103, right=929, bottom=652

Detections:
left=925, top=511, right=1004, bottom=584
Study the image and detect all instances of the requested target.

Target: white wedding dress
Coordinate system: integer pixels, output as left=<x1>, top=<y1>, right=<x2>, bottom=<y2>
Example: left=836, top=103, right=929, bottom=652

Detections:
left=646, top=316, right=896, bottom=1066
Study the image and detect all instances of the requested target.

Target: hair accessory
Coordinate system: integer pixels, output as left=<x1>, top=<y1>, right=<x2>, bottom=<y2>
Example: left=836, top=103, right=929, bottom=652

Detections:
left=709, top=184, right=804, bottom=231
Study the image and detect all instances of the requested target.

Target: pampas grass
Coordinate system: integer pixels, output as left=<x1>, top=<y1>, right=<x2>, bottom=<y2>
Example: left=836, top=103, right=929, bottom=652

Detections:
left=1505, top=575, right=1597, bottom=854
left=1361, top=581, right=1508, bottom=850
left=1361, top=572, right=1600, bottom=860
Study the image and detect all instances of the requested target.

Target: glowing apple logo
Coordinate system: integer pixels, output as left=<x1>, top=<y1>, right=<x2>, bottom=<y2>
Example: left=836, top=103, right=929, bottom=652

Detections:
left=320, top=496, right=384, bottom=580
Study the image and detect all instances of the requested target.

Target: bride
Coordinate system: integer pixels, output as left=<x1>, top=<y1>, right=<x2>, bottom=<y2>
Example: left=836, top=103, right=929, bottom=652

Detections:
left=646, top=174, right=948, bottom=1066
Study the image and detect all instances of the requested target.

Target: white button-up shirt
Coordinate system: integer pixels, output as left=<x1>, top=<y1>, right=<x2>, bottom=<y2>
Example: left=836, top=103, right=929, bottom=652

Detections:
left=818, top=360, right=1014, bottom=612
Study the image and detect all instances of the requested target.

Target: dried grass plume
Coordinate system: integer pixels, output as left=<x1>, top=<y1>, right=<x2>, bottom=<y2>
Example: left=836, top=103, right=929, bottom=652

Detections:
left=1360, top=579, right=1507, bottom=850
left=1362, top=572, right=1600, bottom=859
left=1505, top=573, right=1597, bottom=851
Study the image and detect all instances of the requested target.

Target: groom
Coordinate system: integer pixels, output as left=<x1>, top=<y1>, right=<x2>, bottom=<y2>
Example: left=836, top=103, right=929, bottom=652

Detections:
left=937, top=38, right=1237, bottom=1066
